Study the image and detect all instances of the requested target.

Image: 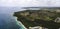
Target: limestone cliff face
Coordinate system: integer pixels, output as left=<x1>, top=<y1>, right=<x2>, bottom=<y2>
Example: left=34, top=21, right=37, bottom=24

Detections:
left=14, top=9, right=60, bottom=29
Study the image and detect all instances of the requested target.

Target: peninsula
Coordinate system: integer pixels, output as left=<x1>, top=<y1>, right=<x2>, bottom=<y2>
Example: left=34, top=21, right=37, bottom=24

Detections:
left=13, top=7, right=60, bottom=29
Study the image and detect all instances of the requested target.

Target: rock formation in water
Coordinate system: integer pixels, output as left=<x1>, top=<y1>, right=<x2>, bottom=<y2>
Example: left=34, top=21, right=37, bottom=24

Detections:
left=13, top=8, right=60, bottom=29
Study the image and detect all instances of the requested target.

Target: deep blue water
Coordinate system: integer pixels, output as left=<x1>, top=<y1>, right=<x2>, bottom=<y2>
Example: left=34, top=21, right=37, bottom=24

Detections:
left=0, top=7, right=26, bottom=29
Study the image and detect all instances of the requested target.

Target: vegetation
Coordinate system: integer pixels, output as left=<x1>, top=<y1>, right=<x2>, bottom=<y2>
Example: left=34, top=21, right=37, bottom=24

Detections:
left=14, top=8, right=60, bottom=29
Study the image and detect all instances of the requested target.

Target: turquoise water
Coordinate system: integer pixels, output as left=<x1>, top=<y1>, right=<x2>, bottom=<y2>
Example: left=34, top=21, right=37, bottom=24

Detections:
left=0, top=7, right=26, bottom=29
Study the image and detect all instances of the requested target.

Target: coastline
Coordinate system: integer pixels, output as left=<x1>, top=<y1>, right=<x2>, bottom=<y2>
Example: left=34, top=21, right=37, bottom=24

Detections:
left=12, top=13, right=27, bottom=29
left=17, top=21, right=27, bottom=29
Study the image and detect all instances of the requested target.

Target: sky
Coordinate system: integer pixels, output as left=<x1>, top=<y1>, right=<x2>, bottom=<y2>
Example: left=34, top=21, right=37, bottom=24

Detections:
left=0, top=0, right=60, bottom=7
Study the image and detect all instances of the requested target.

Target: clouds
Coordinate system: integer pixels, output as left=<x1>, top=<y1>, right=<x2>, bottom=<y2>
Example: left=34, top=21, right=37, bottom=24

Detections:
left=0, top=0, right=60, bottom=7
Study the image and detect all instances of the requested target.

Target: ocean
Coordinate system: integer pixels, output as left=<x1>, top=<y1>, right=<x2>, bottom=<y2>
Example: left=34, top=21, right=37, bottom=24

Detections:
left=0, top=7, right=26, bottom=29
